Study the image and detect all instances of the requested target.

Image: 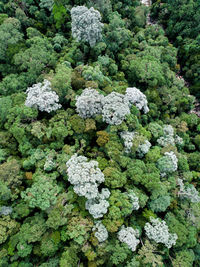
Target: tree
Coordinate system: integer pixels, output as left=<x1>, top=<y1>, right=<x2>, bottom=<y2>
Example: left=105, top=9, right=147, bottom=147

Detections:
left=0, top=18, right=23, bottom=62
left=102, top=92, right=130, bottom=125
left=45, top=63, right=72, bottom=102
left=104, top=11, right=132, bottom=54
left=60, top=247, right=79, bottom=267
left=144, top=217, right=178, bottom=248
left=21, top=176, right=60, bottom=210
left=75, top=88, right=104, bottom=119
left=137, top=240, right=164, bottom=267
left=118, top=225, right=140, bottom=252
left=0, top=216, right=18, bottom=245
left=25, top=79, right=62, bottom=113
left=14, top=36, right=56, bottom=84
left=71, top=6, right=103, bottom=47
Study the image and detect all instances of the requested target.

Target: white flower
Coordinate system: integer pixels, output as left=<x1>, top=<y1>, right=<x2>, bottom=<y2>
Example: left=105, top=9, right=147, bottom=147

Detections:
left=76, top=88, right=104, bottom=118
left=102, top=92, right=130, bottom=125
left=144, top=217, right=177, bottom=248
left=66, top=154, right=104, bottom=199
left=118, top=225, right=140, bottom=251
left=177, top=178, right=200, bottom=203
left=85, top=188, right=110, bottom=218
left=71, top=6, right=103, bottom=47
left=66, top=155, right=110, bottom=218
left=25, top=80, right=61, bottom=113
left=125, top=87, right=149, bottom=113
left=120, top=131, right=135, bottom=153
left=93, top=221, right=108, bottom=242
left=137, top=140, right=151, bottom=157
left=157, top=151, right=178, bottom=176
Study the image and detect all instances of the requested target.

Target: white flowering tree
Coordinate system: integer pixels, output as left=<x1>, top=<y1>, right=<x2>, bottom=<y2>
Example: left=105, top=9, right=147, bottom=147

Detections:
left=157, top=151, right=178, bottom=176
left=66, top=154, right=110, bottom=219
left=93, top=221, right=108, bottom=242
left=118, top=225, right=140, bottom=251
left=157, top=124, right=183, bottom=147
left=120, top=131, right=136, bottom=153
left=127, top=190, right=140, bottom=211
left=102, top=92, right=130, bottom=125
left=144, top=217, right=178, bottom=248
left=177, top=178, right=200, bottom=203
left=75, top=88, right=104, bottom=118
left=71, top=6, right=103, bottom=47
left=125, top=87, right=149, bottom=113
left=66, top=154, right=104, bottom=199
left=137, top=140, right=151, bottom=157
left=25, top=79, right=62, bottom=113
left=120, top=131, right=151, bottom=156
left=85, top=188, right=110, bottom=218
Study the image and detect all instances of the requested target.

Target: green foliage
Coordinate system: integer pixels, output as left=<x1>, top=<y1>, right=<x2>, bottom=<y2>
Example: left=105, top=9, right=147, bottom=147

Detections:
left=0, top=17, right=23, bottom=62
left=61, top=213, right=93, bottom=245
left=14, top=36, right=57, bottom=85
left=103, top=167, right=127, bottom=188
left=82, top=64, right=111, bottom=88
left=137, top=240, right=163, bottom=267
left=105, top=240, right=132, bottom=265
left=104, top=11, right=132, bottom=54
left=21, top=176, right=60, bottom=210
left=165, top=212, right=197, bottom=248
left=0, top=1, right=199, bottom=265
left=0, top=96, right=12, bottom=126
left=0, top=159, right=22, bottom=199
left=46, top=194, right=73, bottom=229
left=69, top=114, right=85, bottom=134
left=60, top=247, right=79, bottom=267
left=52, top=2, right=68, bottom=29
left=45, top=62, right=72, bottom=102
left=149, top=195, right=171, bottom=212
left=172, top=249, right=195, bottom=267
left=40, top=232, right=60, bottom=257
left=0, top=216, right=18, bottom=244
left=145, top=146, right=161, bottom=163
left=16, top=213, right=46, bottom=243
left=17, top=241, right=32, bottom=258
left=151, top=0, right=200, bottom=90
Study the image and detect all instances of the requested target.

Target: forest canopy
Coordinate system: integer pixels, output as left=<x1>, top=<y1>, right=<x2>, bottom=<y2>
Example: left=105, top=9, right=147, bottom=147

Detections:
left=0, top=0, right=200, bottom=266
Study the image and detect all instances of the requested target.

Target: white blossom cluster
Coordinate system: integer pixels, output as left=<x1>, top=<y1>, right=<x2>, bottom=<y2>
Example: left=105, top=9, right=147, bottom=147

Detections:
left=157, top=151, right=178, bottom=176
left=163, top=124, right=174, bottom=136
left=174, top=135, right=184, bottom=145
left=125, top=87, right=149, bottom=113
left=75, top=88, right=149, bottom=125
left=85, top=188, right=110, bottom=219
left=157, top=125, right=183, bottom=147
left=66, top=155, right=110, bottom=218
left=177, top=178, right=200, bottom=203
left=0, top=206, right=12, bottom=216
left=25, top=80, right=61, bottom=113
left=128, top=190, right=140, bottom=211
left=71, top=6, right=103, bottom=47
left=118, top=226, right=140, bottom=252
left=120, top=131, right=135, bottom=153
left=66, top=154, right=104, bottom=199
left=102, top=92, right=131, bottom=125
left=120, top=131, right=151, bottom=157
left=144, top=217, right=178, bottom=248
left=93, top=221, right=108, bottom=242
left=76, top=88, right=104, bottom=118
left=137, top=140, right=151, bottom=158
left=44, top=152, right=56, bottom=172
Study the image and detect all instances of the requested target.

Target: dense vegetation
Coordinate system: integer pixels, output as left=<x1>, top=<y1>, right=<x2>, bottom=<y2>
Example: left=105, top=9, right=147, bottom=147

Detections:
left=151, top=0, right=200, bottom=97
left=0, top=0, right=200, bottom=266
